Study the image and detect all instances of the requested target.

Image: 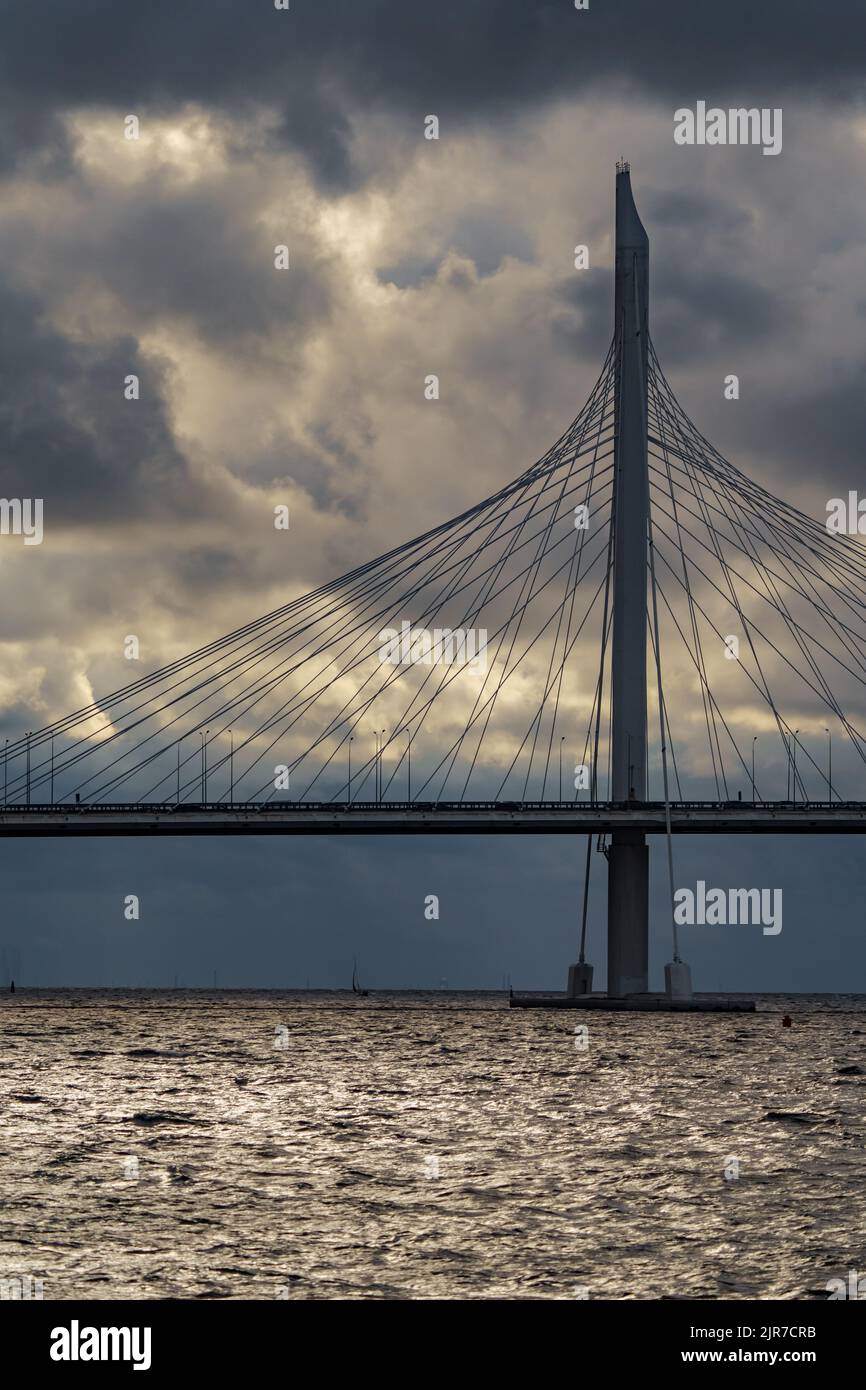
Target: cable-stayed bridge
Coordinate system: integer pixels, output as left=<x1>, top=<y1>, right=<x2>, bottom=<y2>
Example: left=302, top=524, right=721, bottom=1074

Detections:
left=4, top=165, right=866, bottom=996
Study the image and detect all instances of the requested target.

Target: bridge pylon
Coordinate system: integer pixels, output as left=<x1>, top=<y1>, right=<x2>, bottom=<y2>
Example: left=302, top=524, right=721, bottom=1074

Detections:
left=607, top=163, right=650, bottom=996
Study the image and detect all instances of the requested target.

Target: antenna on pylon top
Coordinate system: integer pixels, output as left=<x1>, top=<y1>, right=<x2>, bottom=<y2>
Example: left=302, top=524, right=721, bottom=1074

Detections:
left=616, top=156, right=630, bottom=174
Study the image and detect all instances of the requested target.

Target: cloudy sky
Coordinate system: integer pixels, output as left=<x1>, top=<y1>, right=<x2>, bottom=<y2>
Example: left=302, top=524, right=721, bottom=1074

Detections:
left=2, top=0, right=866, bottom=990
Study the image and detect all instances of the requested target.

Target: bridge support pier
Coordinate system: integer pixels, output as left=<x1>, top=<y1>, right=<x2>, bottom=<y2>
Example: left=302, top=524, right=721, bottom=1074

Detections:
left=607, top=831, right=648, bottom=996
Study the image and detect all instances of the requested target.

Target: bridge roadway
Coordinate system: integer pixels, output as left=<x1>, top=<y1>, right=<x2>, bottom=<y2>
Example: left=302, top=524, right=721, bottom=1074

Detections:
left=2, top=800, right=866, bottom=836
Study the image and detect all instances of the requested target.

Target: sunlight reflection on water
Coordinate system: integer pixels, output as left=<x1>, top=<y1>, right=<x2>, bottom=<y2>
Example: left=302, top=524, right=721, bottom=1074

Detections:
left=1, top=990, right=864, bottom=1300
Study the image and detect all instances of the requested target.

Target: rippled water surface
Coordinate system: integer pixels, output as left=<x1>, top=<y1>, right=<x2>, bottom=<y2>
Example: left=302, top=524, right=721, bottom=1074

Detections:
left=1, top=990, right=864, bottom=1300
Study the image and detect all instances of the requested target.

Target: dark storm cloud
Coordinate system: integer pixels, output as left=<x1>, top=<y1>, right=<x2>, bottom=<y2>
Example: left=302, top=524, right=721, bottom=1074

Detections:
left=174, top=545, right=247, bottom=595
left=448, top=213, right=535, bottom=277
left=0, top=100, right=71, bottom=178
left=80, top=187, right=332, bottom=346
left=645, top=188, right=754, bottom=236
left=0, top=277, right=205, bottom=522
left=621, top=184, right=798, bottom=363
left=552, top=269, right=617, bottom=362
left=378, top=214, right=534, bottom=288
left=2, top=2, right=865, bottom=186
left=651, top=261, right=798, bottom=362
left=377, top=254, right=440, bottom=291
left=0, top=179, right=334, bottom=352
left=244, top=429, right=367, bottom=519
left=750, top=367, right=866, bottom=483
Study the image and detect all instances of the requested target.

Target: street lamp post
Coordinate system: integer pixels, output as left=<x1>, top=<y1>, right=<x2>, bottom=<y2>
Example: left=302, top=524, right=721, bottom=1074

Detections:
left=26, top=732, right=31, bottom=806
left=201, top=730, right=210, bottom=801
left=559, top=737, right=565, bottom=803
left=825, top=726, right=832, bottom=802
left=348, top=736, right=353, bottom=806
left=792, top=729, right=800, bottom=804
left=177, top=733, right=189, bottom=800
left=229, top=729, right=234, bottom=804
left=51, top=733, right=55, bottom=804
left=751, top=736, right=757, bottom=802
left=406, top=729, right=412, bottom=802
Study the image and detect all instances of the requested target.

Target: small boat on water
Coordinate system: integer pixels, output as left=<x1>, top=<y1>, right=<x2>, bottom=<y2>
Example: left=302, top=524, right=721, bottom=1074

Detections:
left=352, top=960, right=369, bottom=997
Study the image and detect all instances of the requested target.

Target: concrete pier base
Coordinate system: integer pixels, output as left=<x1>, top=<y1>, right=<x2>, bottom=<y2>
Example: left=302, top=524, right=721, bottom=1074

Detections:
left=509, top=993, right=754, bottom=1012
left=567, top=962, right=594, bottom=996
left=665, top=961, right=693, bottom=1001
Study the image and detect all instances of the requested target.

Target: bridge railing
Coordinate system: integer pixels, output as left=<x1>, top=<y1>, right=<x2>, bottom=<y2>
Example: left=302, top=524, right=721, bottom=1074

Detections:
left=0, top=799, right=862, bottom=814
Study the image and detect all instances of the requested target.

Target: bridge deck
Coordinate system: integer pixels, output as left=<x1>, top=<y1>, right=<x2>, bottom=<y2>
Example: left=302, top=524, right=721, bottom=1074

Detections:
left=1, top=801, right=866, bottom=835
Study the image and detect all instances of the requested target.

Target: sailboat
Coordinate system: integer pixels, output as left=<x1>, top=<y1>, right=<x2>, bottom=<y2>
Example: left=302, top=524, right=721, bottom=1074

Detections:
left=351, top=959, right=368, bottom=997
